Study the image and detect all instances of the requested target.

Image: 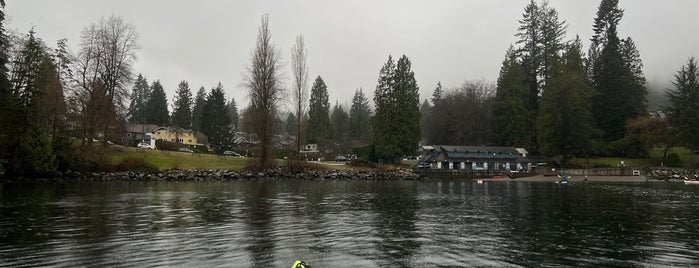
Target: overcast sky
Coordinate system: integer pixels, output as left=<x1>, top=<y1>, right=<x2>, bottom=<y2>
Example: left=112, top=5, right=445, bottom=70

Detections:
left=6, top=0, right=699, bottom=111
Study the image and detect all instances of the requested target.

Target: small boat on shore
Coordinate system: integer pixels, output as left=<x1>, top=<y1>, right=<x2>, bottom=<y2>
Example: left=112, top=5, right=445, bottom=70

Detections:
left=555, top=175, right=570, bottom=184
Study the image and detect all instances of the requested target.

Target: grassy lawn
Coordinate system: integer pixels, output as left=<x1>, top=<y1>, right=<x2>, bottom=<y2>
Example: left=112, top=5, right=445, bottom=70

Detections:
left=568, top=147, right=697, bottom=168
left=107, top=147, right=250, bottom=170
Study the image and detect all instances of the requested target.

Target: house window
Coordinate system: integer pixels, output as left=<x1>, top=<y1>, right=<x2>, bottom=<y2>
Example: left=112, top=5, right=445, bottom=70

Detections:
left=188, top=140, right=192, bottom=143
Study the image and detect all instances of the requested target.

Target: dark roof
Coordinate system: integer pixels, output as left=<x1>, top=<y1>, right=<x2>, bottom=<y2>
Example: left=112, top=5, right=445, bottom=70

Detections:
left=125, top=124, right=160, bottom=133
left=436, top=145, right=520, bottom=160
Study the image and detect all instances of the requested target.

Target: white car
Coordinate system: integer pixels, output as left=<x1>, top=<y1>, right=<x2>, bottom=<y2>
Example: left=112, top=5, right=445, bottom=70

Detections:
left=137, top=142, right=153, bottom=149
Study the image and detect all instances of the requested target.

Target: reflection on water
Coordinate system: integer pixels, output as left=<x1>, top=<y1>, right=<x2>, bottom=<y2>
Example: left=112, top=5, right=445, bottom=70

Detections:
left=1, top=180, right=699, bottom=267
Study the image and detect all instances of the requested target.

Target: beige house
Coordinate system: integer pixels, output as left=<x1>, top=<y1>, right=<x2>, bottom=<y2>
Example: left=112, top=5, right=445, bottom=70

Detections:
left=152, top=127, right=198, bottom=145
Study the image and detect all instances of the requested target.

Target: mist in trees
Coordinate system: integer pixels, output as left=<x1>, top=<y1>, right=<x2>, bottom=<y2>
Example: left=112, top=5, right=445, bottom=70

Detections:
left=243, top=14, right=283, bottom=168
left=422, top=80, right=495, bottom=146
left=666, top=57, right=699, bottom=165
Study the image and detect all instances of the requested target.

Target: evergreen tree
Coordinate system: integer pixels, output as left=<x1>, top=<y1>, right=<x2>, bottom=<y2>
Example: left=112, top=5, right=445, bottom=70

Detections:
left=515, top=0, right=542, bottom=112
left=0, top=0, right=12, bottom=174
left=191, top=86, right=206, bottom=132
left=145, top=80, right=169, bottom=126
left=431, top=81, right=443, bottom=105
left=285, top=112, right=297, bottom=137
left=34, top=55, right=66, bottom=139
left=201, top=83, right=232, bottom=152
left=307, top=76, right=331, bottom=144
left=127, top=74, right=149, bottom=123
left=373, top=55, right=420, bottom=162
left=171, top=80, right=192, bottom=129
left=3, top=27, right=59, bottom=176
left=536, top=37, right=595, bottom=164
left=666, top=57, right=699, bottom=156
left=513, top=0, right=567, bottom=150
left=349, top=88, right=372, bottom=144
left=10, top=28, right=45, bottom=115
left=424, top=81, right=495, bottom=146
left=590, top=0, right=646, bottom=142
left=588, top=0, right=624, bottom=73
left=419, top=99, right=431, bottom=143
left=227, top=97, right=239, bottom=131
left=331, top=102, right=350, bottom=153
left=493, top=46, right=533, bottom=148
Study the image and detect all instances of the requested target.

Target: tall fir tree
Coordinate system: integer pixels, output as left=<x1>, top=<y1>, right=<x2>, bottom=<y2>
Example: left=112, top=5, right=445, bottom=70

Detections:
left=191, top=86, right=206, bottom=132
left=331, top=102, right=350, bottom=153
left=373, top=55, right=397, bottom=161
left=373, top=55, right=420, bottom=162
left=201, top=83, right=232, bottom=152
left=127, top=74, right=149, bottom=123
left=536, top=37, right=595, bottom=164
left=349, top=88, right=372, bottom=144
left=10, top=28, right=45, bottom=115
left=431, top=81, right=443, bottom=105
left=515, top=0, right=542, bottom=113
left=666, top=57, right=699, bottom=157
left=590, top=0, right=646, bottom=142
left=513, top=0, right=567, bottom=150
left=145, top=80, right=169, bottom=126
left=307, top=76, right=331, bottom=144
left=4, top=28, right=59, bottom=176
left=493, top=46, right=533, bottom=148
left=171, top=80, right=192, bottom=129
left=227, top=97, right=239, bottom=131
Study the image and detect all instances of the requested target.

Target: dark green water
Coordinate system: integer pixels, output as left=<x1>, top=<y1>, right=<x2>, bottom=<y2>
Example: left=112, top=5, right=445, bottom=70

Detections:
left=1, top=180, right=698, bottom=267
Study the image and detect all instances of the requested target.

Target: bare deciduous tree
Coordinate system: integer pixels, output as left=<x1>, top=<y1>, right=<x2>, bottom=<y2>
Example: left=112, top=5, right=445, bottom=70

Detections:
left=70, top=16, right=139, bottom=146
left=290, top=35, right=309, bottom=159
left=244, top=14, right=283, bottom=169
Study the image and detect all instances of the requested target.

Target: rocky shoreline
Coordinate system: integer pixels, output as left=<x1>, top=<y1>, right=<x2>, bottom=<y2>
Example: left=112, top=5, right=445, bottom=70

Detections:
left=3, top=168, right=423, bottom=182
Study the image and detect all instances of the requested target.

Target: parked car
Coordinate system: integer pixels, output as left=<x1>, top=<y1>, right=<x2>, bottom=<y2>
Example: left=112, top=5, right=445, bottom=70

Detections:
left=178, top=147, right=194, bottom=153
left=137, top=142, right=153, bottom=149
left=406, top=155, right=418, bottom=160
left=223, top=150, right=241, bottom=157
left=334, top=155, right=350, bottom=162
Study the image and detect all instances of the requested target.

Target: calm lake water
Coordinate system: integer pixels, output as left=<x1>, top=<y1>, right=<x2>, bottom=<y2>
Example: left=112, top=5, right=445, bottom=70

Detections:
left=1, top=179, right=698, bottom=267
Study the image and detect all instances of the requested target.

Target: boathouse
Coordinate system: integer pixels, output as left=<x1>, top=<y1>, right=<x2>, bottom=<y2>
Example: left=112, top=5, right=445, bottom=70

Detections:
left=418, top=145, right=531, bottom=172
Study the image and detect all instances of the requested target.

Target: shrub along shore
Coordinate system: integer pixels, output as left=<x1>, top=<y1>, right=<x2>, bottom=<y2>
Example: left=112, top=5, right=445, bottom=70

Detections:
left=4, top=167, right=422, bottom=182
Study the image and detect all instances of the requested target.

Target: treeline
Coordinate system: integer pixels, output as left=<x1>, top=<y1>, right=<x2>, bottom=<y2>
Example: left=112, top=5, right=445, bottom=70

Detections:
left=2, top=0, right=699, bottom=176
left=420, top=0, right=697, bottom=167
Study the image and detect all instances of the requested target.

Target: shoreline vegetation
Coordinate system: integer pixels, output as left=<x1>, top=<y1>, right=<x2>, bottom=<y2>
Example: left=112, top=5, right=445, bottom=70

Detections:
left=1, top=146, right=694, bottom=183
